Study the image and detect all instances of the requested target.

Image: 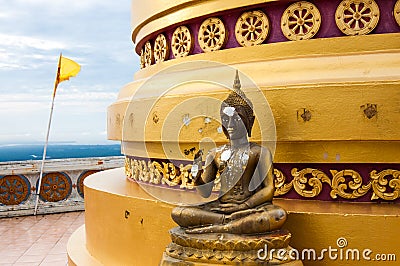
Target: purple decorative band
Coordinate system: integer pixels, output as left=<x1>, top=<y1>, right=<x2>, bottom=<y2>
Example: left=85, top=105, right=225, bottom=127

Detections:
left=137, top=0, right=400, bottom=65
left=124, top=155, right=400, bottom=203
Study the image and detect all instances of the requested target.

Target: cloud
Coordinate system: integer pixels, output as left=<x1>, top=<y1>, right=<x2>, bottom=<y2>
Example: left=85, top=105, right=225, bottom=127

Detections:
left=0, top=0, right=135, bottom=144
left=9, top=0, right=124, bottom=13
left=0, top=33, right=66, bottom=51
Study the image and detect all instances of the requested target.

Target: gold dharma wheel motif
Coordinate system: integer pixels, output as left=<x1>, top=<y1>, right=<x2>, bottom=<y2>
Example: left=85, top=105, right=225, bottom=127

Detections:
left=395, top=0, right=400, bottom=27
left=171, top=26, right=193, bottom=58
left=154, top=34, right=169, bottom=63
left=39, top=172, right=72, bottom=202
left=235, top=10, right=270, bottom=46
left=0, top=175, right=30, bottom=205
left=139, top=48, right=145, bottom=69
left=281, top=1, right=322, bottom=41
left=335, top=0, right=380, bottom=36
left=198, top=17, right=227, bottom=52
left=143, top=41, right=153, bottom=67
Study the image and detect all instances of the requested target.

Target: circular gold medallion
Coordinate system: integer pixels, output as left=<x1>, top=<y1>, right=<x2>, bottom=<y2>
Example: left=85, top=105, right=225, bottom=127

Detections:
left=0, top=175, right=30, bottom=205
left=335, top=0, right=380, bottom=35
left=143, top=41, right=153, bottom=67
left=171, top=26, right=193, bottom=58
left=198, top=17, right=227, bottom=52
left=235, top=10, right=270, bottom=46
left=394, top=0, right=400, bottom=27
left=77, top=170, right=99, bottom=198
left=281, top=1, right=322, bottom=41
left=39, top=172, right=72, bottom=202
left=154, top=34, right=169, bottom=63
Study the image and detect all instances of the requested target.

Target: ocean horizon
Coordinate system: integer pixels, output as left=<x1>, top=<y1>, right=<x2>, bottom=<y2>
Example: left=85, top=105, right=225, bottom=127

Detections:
left=0, top=143, right=123, bottom=162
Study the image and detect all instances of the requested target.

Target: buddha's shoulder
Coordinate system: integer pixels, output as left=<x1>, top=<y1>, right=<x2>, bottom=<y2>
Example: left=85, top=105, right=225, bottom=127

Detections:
left=207, top=144, right=227, bottom=156
left=249, top=142, right=271, bottom=155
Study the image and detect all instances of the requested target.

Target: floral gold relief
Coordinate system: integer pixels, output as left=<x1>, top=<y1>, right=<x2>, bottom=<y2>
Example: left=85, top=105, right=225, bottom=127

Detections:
left=291, top=168, right=331, bottom=198
left=274, top=169, right=293, bottom=196
left=125, top=157, right=400, bottom=202
left=370, top=169, right=400, bottom=201
left=330, top=170, right=371, bottom=199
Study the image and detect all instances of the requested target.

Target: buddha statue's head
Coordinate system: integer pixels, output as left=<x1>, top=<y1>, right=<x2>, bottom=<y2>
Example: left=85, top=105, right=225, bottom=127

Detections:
left=220, top=71, right=255, bottom=139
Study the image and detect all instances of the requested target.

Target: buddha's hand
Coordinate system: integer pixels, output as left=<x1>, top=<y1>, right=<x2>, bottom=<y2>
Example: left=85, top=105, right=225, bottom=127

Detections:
left=193, top=149, right=203, bottom=162
left=211, top=202, right=247, bottom=214
left=191, top=149, right=203, bottom=182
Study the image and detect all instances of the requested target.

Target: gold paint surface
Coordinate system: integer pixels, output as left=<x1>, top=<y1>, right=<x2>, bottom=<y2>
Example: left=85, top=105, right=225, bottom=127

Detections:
left=134, top=33, right=400, bottom=79
left=110, top=83, right=400, bottom=142
left=109, top=34, right=400, bottom=163
left=109, top=80, right=400, bottom=163
left=79, top=169, right=400, bottom=265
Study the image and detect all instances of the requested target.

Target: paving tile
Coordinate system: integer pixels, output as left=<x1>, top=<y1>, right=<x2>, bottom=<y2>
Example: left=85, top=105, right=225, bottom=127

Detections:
left=40, top=262, right=67, bottom=266
left=0, top=255, right=20, bottom=263
left=0, top=211, right=84, bottom=266
left=15, top=254, right=45, bottom=263
left=13, top=263, right=41, bottom=266
left=41, top=253, right=68, bottom=262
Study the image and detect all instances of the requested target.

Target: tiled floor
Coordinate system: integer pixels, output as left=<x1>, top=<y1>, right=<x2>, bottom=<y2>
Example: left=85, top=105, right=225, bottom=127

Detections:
left=0, top=211, right=84, bottom=266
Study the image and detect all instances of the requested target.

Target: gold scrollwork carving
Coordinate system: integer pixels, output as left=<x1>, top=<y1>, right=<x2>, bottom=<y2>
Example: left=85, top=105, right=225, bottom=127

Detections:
left=154, top=34, right=169, bottom=63
left=198, top=17, right=227, bottom=52
left=235, top=10, right=270, bottom=47
left=171, top=26, right=193, bottom=58
left=291, top=168, right=331, bottom=198
left=126, top=158, right=161, bottom=184
left=335, top=0, right=380, bottom=36
left=273, top=169, right=293, bottom=196
left=394, top=0, right=400, bottom=27
left=125, top=158, right=400, bottom=201
left=153, top=161, right=181, bottom=187
left=370, top=170, right=400, bottom=200
left=281, top=1, right=322, bottom=41
left=330, top=170, right=371, bottom=199
left=143, top=41, right=153, bottom=67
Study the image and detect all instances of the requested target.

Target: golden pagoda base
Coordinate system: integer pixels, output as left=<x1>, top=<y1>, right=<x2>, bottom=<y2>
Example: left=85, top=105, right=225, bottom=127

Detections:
left=67, top=168, right=400, bottom=266
left=160, top=253, right=304, bottom=266
left=160, top=227, right=303, bottom=265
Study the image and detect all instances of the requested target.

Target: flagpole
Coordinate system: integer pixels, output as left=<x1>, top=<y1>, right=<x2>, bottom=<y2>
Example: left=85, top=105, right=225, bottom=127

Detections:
left=34, top=53, right=62, bottom=215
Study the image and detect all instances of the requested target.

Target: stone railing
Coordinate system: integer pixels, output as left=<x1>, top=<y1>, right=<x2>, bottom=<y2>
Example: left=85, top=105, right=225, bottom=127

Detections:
left=0, top=156, right=124, bottom=217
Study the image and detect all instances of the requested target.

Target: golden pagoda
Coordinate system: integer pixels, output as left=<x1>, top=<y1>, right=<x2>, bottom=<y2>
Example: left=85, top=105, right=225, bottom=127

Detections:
left=68, top=0, right=400, bottom=265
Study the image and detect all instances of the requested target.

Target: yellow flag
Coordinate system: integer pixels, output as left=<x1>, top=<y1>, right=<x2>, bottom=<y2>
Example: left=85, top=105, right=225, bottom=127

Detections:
left=53, top=54, right=80, bottom=98
left=58, top=56, right=80, bottom=83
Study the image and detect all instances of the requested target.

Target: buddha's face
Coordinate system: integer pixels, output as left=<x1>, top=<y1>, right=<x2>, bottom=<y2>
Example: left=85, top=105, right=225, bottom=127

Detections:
left=221, top=106, right=248, bottom=140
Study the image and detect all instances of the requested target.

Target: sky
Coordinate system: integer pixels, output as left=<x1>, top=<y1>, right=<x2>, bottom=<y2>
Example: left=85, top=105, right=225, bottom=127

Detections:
left=0, top=0, right=139, bottom=144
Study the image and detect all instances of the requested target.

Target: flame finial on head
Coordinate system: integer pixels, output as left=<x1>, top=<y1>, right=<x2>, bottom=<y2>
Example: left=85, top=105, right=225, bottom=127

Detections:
left=233, top=70, right=241, bottom=92
left=221, top=70, right=255, bottom=137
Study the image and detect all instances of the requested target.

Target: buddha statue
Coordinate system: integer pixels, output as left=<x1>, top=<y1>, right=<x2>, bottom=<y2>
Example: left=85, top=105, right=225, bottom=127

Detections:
left=171, top=71, right=287, bottom=235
